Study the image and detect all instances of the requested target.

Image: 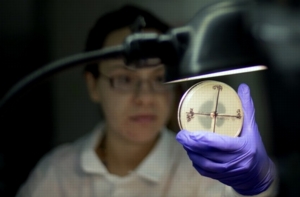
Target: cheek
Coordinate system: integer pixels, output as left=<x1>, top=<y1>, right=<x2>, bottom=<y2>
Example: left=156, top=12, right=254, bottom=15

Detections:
left=102, top=94, right=121, bottom=112
left=100, top=91, right=129, bottom=122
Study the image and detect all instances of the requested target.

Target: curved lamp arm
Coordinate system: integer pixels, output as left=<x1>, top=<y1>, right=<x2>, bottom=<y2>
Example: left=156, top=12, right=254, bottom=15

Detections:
left=0, top=46, right=124, bottom=114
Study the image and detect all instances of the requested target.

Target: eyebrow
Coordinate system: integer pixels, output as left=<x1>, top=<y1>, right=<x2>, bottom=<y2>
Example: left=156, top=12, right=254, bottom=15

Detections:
left=126, top=64, right=165, bottom=71
left=105, top=62, right=165, bottom=74
left=110, top=65, right=135, bottom=71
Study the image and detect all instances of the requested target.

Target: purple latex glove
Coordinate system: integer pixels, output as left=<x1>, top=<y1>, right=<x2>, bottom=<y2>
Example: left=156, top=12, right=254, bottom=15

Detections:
left=176, top=83, right=276, bottom=195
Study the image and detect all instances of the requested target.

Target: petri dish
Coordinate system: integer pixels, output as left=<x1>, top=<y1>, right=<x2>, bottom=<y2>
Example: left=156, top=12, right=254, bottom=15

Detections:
left=178, top=80, right=243, bottom=137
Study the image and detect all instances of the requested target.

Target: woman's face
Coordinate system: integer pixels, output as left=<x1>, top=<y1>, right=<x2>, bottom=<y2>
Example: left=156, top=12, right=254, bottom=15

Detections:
left=86, top=27, right=175, bottom=145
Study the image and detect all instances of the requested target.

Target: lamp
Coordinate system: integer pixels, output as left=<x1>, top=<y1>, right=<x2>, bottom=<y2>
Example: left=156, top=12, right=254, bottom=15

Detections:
left=123, top=0, right=300, bottom=82
left=120, top=0, right=269, bottom=84
left=163, top=0, right=268, bottom=83
left=1, top=0, right=300, bottom=113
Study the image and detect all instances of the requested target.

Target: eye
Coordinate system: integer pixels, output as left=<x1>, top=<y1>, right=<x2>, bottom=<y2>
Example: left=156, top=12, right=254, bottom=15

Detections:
left=154, top=75, right=165, bottom=83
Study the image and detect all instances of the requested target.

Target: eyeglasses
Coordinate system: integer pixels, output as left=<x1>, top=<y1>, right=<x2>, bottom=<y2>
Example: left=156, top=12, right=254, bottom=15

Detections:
left=99, top=72, right=172, bottom=93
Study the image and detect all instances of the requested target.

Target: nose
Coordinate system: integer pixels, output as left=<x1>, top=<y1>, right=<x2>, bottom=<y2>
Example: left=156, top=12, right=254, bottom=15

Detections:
left=134, top=80, right=155, bottom=105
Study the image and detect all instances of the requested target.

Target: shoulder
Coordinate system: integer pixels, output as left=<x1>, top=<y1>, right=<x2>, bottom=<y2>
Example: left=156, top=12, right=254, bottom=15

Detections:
left=16, top=137, right=88, bottom=196
left=36, top=124, right=103, bottom=174
left=16, top=125, right=103, bottom=196
left=31, top=130, right=94, bottom=178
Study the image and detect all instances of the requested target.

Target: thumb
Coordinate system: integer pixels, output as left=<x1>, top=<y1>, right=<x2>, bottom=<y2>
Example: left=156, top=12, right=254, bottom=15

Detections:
left=238, top=83, right=256, bottom=137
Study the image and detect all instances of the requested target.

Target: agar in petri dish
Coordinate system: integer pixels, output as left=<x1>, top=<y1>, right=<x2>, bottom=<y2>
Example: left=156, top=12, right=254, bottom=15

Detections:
left=178, top=80, right=243, bottom=137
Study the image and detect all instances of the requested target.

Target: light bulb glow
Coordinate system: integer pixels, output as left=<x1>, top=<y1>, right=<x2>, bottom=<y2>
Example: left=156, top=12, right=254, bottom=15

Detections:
left=166, top=65, right=267, bottom=84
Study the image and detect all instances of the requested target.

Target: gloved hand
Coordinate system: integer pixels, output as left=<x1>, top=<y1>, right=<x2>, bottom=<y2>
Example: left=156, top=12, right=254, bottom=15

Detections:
left=176, top=83, right=276, bottom=195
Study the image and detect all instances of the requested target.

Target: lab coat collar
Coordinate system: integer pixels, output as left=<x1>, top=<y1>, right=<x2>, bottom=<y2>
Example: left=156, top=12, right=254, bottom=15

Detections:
left=80, top=123, right=172, bottom=183
left=80, top=123, right=107, bottom=175
left=134, top=128, right=171, bottom=182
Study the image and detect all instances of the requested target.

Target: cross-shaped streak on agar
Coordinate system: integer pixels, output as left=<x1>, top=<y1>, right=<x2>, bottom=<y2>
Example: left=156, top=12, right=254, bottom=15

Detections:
left=217, top=109, right=242, bottom=119
left=186, top=110, right=242, bottom=120
left=186, top=108, right=211, bottom=122
left=212, top=85, right=222, bottom=132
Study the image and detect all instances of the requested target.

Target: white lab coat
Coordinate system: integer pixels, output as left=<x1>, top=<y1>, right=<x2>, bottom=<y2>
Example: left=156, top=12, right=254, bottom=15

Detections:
left=16, top=123, right=278, bottom=197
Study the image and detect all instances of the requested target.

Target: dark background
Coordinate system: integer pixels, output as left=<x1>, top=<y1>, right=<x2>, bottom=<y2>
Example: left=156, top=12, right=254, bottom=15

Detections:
left=0, top=1, right=53, bottom=196
left=0, top=0, right=300, bottom=196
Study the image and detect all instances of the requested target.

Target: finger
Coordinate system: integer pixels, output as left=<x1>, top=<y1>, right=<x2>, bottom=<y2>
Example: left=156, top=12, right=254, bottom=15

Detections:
left=192, top=161, right=249, bottom=181
left=176, top=130, right=245, bottom=153
left=238, top=83, right=256, bottom=136
left=187, top=151, right=240, bottom=173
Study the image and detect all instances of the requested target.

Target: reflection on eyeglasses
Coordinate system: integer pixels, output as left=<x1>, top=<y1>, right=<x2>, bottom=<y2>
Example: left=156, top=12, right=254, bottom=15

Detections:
left=99, top=71, right=172, bottom=93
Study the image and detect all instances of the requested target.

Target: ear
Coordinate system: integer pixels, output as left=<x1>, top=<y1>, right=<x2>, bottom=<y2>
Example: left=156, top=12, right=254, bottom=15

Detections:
left=84, top=72, right=101, bottom=103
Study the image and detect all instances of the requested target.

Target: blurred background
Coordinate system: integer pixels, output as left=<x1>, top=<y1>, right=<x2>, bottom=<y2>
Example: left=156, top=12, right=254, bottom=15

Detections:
left=0, top=0, right=299, bottom=196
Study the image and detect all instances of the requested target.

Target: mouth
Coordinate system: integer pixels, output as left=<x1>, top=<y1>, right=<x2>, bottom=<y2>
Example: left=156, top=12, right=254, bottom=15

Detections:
left=130, top=114, right=157, bottom=124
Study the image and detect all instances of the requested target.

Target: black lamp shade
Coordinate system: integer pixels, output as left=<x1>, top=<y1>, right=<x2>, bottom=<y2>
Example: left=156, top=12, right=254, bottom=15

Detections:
left=165, top=0, right=267, bottom=83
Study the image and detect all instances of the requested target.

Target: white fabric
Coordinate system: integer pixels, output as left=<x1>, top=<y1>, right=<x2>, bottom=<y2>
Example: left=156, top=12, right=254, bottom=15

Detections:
left=16, top=124, right=277, bottom=197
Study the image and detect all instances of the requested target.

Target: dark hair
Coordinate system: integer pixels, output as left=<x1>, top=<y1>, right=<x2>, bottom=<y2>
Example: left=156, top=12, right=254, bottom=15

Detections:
left=84, top=4, right=170, bottom=78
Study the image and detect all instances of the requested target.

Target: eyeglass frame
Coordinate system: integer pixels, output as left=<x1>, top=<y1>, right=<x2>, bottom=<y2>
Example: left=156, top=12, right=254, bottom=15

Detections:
left=98, top=68, right=173, bottom=93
